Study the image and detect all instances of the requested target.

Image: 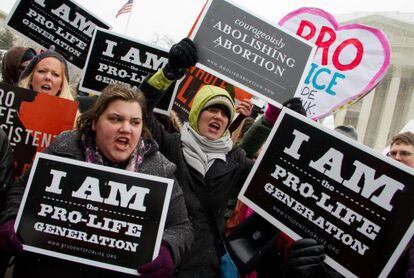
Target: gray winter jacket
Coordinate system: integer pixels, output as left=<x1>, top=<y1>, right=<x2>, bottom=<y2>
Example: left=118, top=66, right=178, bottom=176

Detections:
left=0, top=130, right=193, bottom=278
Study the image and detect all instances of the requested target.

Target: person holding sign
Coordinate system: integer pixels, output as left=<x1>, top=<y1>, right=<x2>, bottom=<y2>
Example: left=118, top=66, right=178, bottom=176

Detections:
left=226, top=100, right=336, bottom=278
left=4, top=50, right=79, bottom=177
left=0, top=84, right=192, bottom=277
left=18, top=50, right=75, bottom=101
left=141, top=38, right=254, bottom=277
left=140, top=38, right=328, bottom=278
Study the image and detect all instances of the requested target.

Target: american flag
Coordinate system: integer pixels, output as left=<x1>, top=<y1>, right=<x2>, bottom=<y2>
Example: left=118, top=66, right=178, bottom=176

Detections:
left=116, top=0, right=134, bottom=18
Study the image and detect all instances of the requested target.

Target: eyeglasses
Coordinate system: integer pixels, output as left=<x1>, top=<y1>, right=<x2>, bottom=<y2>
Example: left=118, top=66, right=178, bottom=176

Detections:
left=387, top=150, right=413, bottom=158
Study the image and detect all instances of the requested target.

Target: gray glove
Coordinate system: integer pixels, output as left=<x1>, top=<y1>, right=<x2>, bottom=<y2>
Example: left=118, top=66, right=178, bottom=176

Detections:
left=163, top=38, right=198, bottom=80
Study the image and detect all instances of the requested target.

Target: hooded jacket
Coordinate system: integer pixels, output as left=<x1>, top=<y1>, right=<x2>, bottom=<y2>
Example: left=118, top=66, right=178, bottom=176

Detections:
left=188, top=85, right=235, bottom=134
left=1, top=47, right=36, bottom=85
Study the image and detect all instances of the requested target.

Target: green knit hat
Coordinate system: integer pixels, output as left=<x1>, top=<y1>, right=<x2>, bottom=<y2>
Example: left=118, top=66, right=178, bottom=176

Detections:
left=189, top=85, right=235, bottom=134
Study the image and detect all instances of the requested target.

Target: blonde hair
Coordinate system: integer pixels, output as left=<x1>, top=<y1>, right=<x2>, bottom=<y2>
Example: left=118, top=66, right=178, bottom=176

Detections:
left=18, top=58, right=78, bottom=125
left=18, top=65, right=74, bottom=101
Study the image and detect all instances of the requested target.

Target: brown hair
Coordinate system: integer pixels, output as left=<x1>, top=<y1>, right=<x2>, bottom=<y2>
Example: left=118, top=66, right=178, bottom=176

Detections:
left=77, top=84, right=151, bottom=139
left=390, top=132, right=414, bottom=147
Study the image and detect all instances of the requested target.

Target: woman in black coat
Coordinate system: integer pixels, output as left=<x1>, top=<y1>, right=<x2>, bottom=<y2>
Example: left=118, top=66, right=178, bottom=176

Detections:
left=140, top=38, right=332, bottom=278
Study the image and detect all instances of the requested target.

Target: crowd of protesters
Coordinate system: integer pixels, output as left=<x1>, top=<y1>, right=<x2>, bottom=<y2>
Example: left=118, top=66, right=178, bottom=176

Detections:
left=0, top=36, right=413, bottom=278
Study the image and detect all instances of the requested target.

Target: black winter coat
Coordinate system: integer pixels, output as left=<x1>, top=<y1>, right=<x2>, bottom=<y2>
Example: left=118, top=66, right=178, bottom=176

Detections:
left=0, top=129, right=14, bottom=210
left=141, top=81, right=254, bottom=277
left=0, top=129, right=15, bottom=278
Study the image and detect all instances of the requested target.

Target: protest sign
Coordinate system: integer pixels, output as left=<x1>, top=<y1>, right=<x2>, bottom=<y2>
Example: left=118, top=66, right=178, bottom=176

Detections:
left=0, top=82, right=78, bottom=176
left=15, top=153, right=173, bottom=275
left=279, top=8, right=391, bottom=119
left=239, top=109, right=414, bottom=277
left=189, top=0, right=315, bottom=106
left=80, top=28, right=173, bottom=114
left=6, top=0, right=110, bottom=69
left=173, top=66, right=252, bottom=120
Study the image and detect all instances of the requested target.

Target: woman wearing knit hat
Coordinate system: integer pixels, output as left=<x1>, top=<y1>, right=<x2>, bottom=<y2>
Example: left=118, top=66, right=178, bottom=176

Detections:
left=1, top=46, right=36, bottom=85
left=137, top=38, right=251, bottom=277
left=18, top=50, right=75, bottom=101
left=137, top=38, right=327, bottom=278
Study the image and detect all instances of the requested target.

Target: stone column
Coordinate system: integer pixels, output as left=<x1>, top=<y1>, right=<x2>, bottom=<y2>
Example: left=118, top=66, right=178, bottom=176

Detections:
left=356, top=90, right=375, bottom=143
left=405, top=87, right=414, bottom=125
left=374, top=74, right=401, bottom=150
left=334, top=108, right=347, bottom=127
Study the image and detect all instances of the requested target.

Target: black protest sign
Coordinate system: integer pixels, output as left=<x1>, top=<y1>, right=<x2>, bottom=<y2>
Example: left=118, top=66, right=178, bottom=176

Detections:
left=190, top=0, right=315, bottom=106
left=80, top=28, right=173, bottom=114
left=239, top=109, right=414, bottom=278
left=15, top=153, right=173, bottom=275
left=6, top=0, right=110, bottom=69
left=0, top=82, right=78, bottom=177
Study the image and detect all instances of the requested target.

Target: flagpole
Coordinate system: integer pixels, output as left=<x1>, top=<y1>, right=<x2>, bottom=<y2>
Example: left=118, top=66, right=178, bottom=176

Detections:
left=124, top=9, right=133, bottom=35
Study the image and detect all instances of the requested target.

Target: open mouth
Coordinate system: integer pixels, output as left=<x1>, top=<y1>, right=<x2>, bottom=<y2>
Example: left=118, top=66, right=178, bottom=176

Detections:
left=115, top=137, right=130, bottom=149
left=40, top=84, right=52, bottom=91
left=208, top=122, right=221, bottom=132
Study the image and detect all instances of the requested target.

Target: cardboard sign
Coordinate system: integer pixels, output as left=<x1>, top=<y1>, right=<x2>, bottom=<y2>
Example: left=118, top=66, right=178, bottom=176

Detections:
left=6, top=0, right=110, bottom=69
left=172, top=66, right=252, bottom=120
left=190, top=0, right=315, bottom=106
left=239, top=109, right=414, bottom=277
left=79, top=28, right=173, bottom=114
left=15, top=153, right=173, bottom=275
left=279, top=8, right=391, bottom=119
left=0, top=82, right=78, bottom=176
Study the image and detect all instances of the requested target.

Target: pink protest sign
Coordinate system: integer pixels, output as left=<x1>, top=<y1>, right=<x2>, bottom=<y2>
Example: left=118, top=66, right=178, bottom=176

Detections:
left=279, top=8, right=390, bottom=119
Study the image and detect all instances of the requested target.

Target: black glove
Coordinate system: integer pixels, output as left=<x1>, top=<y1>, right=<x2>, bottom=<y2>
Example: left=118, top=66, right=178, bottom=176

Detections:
left=285, top=238, right=325, bottom=278
left=163, top=38, right=198, bottom=80
left=283, top=98, right=306, bottom=116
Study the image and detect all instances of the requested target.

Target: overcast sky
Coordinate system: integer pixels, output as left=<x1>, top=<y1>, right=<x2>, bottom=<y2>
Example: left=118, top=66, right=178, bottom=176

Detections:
left=1, top=0, right=414, bottom=45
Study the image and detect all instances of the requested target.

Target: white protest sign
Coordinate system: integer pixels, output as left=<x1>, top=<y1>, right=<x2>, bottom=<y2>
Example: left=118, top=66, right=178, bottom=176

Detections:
left=279, top=8, right=391, bottom=119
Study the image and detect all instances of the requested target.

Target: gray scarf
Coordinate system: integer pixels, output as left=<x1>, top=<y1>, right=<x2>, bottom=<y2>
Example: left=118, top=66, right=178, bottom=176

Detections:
left=181, top=122, right=233, bottom=176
